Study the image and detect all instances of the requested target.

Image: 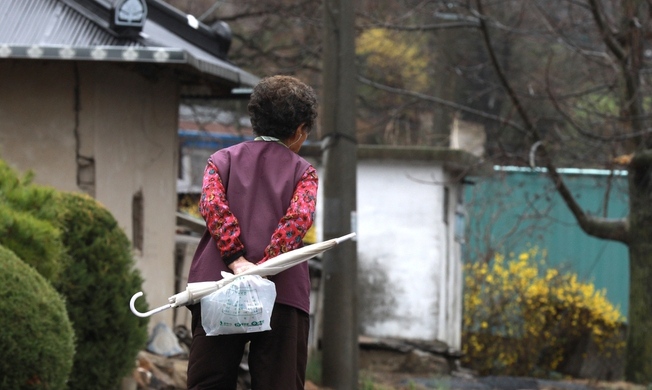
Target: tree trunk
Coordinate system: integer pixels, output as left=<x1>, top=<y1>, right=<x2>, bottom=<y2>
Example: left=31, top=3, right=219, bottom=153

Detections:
left=620, top=0, right=652, bottom=381
left=626, top=152, right=652, bottom=382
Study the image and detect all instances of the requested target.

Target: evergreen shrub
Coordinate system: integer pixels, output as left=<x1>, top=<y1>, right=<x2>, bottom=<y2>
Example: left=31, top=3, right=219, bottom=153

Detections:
left=0, top=160, right=67, bottom=281
left=0, top=159, right=149, bottom=389
left=462, top=247, right=625, bottom=377
left=0, top=245, right=75, bottom=390
left=54, top=192, right=149, bottom=390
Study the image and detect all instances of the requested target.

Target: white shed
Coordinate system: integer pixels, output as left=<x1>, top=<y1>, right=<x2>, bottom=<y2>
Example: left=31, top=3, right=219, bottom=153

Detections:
left=305, top=145, right=485, bottom=352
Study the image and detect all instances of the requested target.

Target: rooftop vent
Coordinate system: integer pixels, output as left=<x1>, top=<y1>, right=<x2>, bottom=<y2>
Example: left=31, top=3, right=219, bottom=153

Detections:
left=111, top=0, right=147, bottom=37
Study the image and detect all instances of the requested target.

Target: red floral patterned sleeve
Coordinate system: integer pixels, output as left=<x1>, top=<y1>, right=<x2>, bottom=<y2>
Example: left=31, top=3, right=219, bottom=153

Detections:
left=198, top=160, right=245, bottom=264
left=259, top=166, right=318, bottom=264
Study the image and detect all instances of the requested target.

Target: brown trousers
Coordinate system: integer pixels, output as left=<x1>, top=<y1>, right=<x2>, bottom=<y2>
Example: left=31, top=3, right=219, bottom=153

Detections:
left=187, top=303, right=309, bottom=390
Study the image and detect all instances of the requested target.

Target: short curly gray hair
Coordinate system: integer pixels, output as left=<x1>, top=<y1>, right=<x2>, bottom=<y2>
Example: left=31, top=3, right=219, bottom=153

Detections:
left=247, top=75, right=318, bottom=139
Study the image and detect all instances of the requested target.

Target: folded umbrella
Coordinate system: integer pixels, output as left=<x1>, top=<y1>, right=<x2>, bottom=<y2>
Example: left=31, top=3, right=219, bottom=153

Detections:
left=130, top=232, right=356, bottom=318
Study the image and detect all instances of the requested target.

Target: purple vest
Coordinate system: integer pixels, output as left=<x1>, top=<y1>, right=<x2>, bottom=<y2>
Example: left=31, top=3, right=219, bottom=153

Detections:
left=188, top=141, right=313, bottom=314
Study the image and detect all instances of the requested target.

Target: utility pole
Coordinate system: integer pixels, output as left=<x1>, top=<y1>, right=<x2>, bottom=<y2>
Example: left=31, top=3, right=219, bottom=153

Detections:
left=320, top=0, right=358, bottom=388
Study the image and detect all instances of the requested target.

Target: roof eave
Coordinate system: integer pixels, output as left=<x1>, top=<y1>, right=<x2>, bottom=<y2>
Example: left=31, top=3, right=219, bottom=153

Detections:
left=0, top=43, right=258, bottom=91
left=0, top=0, right=258, bottom=95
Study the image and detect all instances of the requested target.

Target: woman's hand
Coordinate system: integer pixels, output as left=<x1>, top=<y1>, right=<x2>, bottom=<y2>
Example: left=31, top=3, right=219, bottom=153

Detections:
left=228, top=256, right=256, bottom=275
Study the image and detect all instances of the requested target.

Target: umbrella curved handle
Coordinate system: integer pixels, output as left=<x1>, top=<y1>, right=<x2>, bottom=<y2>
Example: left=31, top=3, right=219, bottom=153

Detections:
left=129, top=291, right=173, bottom=318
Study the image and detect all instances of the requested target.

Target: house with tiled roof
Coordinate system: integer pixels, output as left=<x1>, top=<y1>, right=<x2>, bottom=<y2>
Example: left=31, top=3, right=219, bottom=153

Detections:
left=0, top=0, right=258, bottom=327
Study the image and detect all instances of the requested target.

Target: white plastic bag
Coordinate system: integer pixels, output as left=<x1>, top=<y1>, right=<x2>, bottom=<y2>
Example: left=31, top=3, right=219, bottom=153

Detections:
left=200, top=275, right=276, bottom=336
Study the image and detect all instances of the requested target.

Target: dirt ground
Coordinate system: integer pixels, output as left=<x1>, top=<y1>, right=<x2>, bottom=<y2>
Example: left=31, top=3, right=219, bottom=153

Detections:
left=304, top=346, right=648, bottom=390
left=306, top=372, right=648, bottom=390
left=133, top=345, right=648, bottom=390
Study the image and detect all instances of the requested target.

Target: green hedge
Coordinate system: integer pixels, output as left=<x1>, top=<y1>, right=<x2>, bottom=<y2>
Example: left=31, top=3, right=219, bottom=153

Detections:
left=55, top=193, right=149, bottom=390
left=0, top=160, right=67, bottom=282
left=0, top=245, right=75, bottom=390
left=0, top=159, right=149, bottom=390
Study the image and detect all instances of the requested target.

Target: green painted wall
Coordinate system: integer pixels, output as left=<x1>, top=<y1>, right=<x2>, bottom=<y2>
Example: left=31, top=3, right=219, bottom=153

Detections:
left=464, top=167, right=630, bottom=319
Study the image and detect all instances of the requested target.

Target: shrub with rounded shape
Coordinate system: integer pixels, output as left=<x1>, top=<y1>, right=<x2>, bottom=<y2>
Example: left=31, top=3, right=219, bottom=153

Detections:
left=0, top=245, right=75, bottom=390
left=462, top=247, right=625, bottom=377
left=54, top=192, right=149, bottom=390
left=0, top=160, right=67, bottom=282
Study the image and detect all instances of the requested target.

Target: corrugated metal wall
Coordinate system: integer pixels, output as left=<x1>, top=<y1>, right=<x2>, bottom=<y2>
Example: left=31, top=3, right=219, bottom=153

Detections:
left=465, top=167, right=630, bottom=319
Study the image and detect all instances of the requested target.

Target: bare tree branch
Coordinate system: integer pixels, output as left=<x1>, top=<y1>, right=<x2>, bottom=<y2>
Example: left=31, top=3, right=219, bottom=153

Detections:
left=587, top=0, right=627, bottom=61
left=475, top=0, right=630, bottom=244
left=543, top=56, right=652, bottom=143
left=588, top=0, right=649, bottom=145
left=530, top=2, right=617, bottom=62
left=357, top=75, right=526, bottom=133
left=358, top=20, right=480, bottom=31
left=218, top=0, right=317, bottom=22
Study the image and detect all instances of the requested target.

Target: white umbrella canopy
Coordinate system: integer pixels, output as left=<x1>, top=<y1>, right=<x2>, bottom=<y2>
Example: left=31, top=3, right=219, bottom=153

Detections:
left=130, top=232, right=356, bottom=318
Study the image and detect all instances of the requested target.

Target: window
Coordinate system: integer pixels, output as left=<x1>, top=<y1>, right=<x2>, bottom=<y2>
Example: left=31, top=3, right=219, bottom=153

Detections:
left=132, top=190, right=144, bottom=252
left=443, top=186, right=449, bottom=224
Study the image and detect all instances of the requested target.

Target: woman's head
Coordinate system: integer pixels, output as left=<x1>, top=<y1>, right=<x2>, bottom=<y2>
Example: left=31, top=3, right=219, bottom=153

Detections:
left=247, top=75, right=318, bottom=139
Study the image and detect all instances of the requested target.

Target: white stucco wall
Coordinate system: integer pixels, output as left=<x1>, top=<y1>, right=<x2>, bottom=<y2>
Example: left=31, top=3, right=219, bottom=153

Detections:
left=0, top=60, right=179, bottom=328
left=0, top=61, right=79, bottom=191
left=312, top=156, right=464, bottom=350
left=356, top=160, right=444, bottom=340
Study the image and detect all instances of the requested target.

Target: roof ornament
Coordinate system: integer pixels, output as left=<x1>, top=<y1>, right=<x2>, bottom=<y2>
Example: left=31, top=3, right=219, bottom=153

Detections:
left=112, top=0, right=148, bottom=37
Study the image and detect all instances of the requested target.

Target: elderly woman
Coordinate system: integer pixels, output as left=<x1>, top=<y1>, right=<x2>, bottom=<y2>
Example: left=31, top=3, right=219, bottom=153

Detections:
left=186, top=75, right=319, bottom=390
